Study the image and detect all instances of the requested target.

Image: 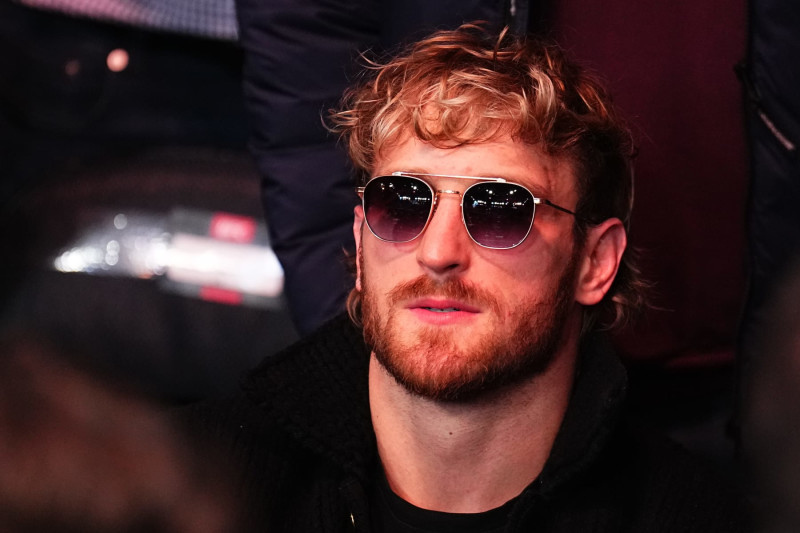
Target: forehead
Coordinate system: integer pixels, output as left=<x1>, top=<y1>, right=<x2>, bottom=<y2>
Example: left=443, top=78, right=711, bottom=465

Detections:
left=372, top=134, right=577, bottom=201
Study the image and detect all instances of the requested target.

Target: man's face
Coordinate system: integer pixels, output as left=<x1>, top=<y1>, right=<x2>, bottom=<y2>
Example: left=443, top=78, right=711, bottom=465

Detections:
left=354, top=135, right=584, bottom=402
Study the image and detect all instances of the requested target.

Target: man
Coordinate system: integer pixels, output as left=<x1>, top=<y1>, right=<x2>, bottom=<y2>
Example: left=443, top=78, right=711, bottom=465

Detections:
left=187, top=24, right=747, bottom=532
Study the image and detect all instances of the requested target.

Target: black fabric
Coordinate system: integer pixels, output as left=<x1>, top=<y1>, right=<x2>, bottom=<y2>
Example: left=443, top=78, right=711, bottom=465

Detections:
left=738, top=0, right=800, bottom=422
left=737, top=3, right=800, bottom=524
left=0, top=0, right=248, bottom=206
left=370, top=468, right=514, bottom=533
left=183, top=313, right=750, bottom=532
left=233, top=0, right=528, bottom=333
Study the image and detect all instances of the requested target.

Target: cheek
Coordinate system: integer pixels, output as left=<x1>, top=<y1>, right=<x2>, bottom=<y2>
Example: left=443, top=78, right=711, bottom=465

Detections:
left=359, top=240, right=399, bottom=293
left=472, top=243, right=554, bottom=284
left=473, top=242, right=575, bottom=308
left=363, top=236, right=419, bottom=276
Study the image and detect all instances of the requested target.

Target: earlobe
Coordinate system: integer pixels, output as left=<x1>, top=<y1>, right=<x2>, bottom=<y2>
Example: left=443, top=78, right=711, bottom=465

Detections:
left=354, top=205, right=365, bottom=292
left=575, top=219, right=627, bottom=306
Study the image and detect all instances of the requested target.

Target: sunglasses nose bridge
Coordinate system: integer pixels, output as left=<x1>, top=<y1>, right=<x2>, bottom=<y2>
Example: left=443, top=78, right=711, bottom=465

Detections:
left=424, top=188, right=472, bottom=243
left=430, top=188, right=464, bottom=218
left=433, top=188, right=462, bottom=201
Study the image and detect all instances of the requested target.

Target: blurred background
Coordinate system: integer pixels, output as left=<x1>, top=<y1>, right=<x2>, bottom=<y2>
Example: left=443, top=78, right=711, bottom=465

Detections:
left=0, top=0, right=298, bottom=404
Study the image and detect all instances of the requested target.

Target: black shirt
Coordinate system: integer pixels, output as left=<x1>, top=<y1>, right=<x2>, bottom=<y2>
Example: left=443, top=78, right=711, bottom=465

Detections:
left=370, top=468, right=517, bottom=533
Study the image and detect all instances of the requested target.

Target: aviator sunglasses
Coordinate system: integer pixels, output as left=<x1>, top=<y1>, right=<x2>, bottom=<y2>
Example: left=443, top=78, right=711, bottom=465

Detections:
left=357, top=172, right=579, bottom=250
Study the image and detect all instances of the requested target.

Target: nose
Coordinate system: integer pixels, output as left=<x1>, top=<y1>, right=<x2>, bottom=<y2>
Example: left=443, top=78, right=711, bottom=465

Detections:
left=416, top=191, right=472, bottom=279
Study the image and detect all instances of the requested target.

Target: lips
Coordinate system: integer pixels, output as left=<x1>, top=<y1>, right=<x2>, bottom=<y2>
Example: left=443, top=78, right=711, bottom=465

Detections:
left=387, top=276, right=497, bottom=322
left=408, top=299, right=480, bottom=314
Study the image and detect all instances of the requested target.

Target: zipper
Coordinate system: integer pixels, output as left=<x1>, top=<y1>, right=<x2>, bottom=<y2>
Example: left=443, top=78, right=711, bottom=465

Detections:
left=339, top=477, right=369, bottom=532
left=736, top=61, right=796, bottom=152
left=505, top=0, right=529, bottom=36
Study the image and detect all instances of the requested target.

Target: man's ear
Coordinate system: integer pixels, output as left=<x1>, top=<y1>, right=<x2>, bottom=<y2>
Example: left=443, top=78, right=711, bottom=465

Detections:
left=575, top=218, right=627, bottom=306
left=353, top=205, right=365, bottom=292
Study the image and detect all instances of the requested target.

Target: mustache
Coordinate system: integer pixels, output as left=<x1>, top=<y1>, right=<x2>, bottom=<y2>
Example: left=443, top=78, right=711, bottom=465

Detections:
left=388, top=276, right=502, bottom=315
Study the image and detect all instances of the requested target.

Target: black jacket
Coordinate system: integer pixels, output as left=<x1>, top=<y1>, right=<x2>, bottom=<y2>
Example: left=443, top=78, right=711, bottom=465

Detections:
left=186, top=314, right=748, bottom=532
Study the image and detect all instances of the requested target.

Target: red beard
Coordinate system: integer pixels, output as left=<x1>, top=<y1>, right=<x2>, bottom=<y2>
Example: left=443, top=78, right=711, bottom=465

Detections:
left=361, top=258, right=578, bottom=402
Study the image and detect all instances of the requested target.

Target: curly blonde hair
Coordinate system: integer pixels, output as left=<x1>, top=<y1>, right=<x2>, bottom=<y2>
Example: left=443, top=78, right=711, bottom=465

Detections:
left=329, top=23, right=646, bottom=332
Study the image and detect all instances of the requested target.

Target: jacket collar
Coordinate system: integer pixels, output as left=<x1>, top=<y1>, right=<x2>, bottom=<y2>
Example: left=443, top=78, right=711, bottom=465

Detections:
left=243, top=314, right=375, bottom=481
left=242, top=314, right=627, bottom=491
left=536, top=333, right=627, bottom=490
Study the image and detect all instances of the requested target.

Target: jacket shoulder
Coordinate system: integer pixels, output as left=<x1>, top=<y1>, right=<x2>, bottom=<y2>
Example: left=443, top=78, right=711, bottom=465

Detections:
left=617, top=426, right=751, bottom=533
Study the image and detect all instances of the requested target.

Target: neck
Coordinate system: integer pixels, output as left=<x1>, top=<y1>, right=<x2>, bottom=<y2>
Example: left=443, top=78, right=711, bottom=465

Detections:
left=368, top=335, right=579, bottom=514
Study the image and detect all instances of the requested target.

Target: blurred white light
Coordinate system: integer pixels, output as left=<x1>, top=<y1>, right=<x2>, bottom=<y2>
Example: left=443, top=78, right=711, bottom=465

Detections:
left=113, top=213, right=128, bottom=230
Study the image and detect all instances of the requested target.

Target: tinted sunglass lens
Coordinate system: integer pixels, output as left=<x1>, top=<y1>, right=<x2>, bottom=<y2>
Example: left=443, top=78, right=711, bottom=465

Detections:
left=463, top=183, right=535, bottom=248
left=363, top=177, right=433, bottom=242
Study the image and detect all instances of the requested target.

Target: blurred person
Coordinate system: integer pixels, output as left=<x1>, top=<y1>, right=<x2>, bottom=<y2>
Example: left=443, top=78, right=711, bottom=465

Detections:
left=186, top=24, right=749, bottom=532
left=738, top=0, right=800, bottom=450
left=738, top=1, right=800, bottom=528
left=0, top=334, right=240, bottom=533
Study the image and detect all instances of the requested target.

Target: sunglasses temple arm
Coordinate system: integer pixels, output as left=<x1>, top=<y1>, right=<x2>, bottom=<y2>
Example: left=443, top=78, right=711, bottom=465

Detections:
left=541, top=199, right=578, bottom=217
